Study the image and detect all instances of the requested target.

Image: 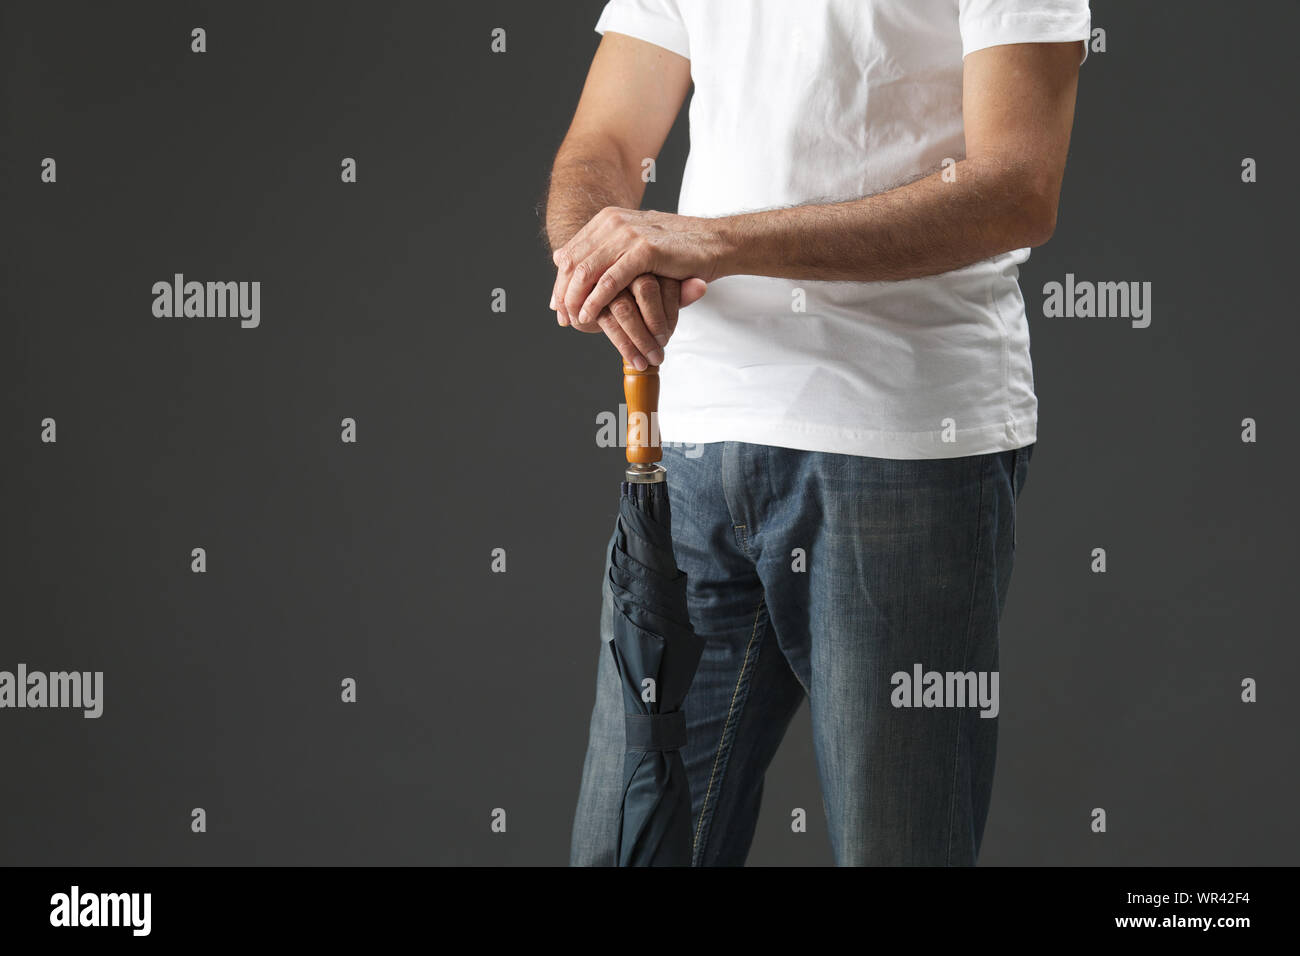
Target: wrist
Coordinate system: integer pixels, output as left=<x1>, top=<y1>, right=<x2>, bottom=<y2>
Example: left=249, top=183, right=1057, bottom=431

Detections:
left=699, top=215, right=740, bottom=281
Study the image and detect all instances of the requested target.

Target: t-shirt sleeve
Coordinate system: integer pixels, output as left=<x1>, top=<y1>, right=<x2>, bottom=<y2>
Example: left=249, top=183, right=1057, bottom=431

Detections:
left=594, top=0, right=690, bottom=60
left=959, top=0, right=1092, bottom=65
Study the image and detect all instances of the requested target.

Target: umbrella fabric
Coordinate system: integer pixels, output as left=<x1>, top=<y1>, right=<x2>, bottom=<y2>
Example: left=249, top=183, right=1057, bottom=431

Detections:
left=607, top=478, right=703, bottom=867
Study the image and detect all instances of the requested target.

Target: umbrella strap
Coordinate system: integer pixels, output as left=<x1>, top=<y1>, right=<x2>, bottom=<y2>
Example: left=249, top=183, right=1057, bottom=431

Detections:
left=625, top=711, right=687, bottom=752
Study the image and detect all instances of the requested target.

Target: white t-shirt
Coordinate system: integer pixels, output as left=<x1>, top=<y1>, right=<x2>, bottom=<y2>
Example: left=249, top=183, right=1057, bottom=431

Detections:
left=593, top=0, right=1091, bottom=459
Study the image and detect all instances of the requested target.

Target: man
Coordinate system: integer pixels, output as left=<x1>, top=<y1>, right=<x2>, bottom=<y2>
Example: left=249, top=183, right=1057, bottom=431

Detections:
left=546, top=0, right=1089, bottom=866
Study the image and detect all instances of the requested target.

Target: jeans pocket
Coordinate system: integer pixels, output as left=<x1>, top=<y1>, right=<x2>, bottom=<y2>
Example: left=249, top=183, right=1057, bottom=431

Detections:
left=1014, top=442, right=1034, bottom=498
left=1010, top=443, right=1034, bottom=553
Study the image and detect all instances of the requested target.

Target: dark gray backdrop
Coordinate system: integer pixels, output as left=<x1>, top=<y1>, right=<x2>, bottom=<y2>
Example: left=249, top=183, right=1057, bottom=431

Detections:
left=2, top=0, right=1295, bottom=866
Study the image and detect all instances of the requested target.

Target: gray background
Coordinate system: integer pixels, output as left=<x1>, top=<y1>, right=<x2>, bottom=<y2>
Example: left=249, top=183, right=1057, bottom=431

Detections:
left=2, top=0, right=1295, bottom=866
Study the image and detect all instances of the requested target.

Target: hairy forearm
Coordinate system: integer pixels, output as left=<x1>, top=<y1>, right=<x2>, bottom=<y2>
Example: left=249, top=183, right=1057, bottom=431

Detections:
left=544, top=135, right=646, bottom=252
left=708, top=156, right=1058, bottom=283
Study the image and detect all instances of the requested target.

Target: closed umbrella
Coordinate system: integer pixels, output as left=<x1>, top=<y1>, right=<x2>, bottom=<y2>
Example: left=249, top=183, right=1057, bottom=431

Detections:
left=607, top=361, right=703, bottom=866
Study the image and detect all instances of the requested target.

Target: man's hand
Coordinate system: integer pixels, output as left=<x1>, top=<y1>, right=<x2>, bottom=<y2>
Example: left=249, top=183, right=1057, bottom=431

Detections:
left=560, top=272, right=707, bottom=370
left=542, top=31, right=699, bottom=367
left=551, top=208, right=720, bottom=330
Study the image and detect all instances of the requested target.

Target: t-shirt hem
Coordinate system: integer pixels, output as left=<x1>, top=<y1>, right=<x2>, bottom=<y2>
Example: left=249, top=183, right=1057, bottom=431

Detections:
left=659, top=415, right=1038, bottom=460
left=594, top=8, right=691, bottom=59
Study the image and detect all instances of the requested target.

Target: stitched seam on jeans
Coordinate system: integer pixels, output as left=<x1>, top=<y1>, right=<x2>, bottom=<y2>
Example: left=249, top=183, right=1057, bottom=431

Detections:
left=946, top=456, right=989, bottom=866
left=692, top=598, right=765, bottom=864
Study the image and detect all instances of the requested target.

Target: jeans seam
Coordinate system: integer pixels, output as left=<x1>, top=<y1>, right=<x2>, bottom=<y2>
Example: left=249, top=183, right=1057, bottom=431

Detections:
left=733, top=523, right=750, bottom=555
left=945, top=455, right=989, bottom=866
left=692, top=597, right=766, bottom=865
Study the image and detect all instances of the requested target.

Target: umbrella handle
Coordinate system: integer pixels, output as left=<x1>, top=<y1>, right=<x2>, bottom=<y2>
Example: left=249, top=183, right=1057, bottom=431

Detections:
left=623, top=360, right=663, bottom=471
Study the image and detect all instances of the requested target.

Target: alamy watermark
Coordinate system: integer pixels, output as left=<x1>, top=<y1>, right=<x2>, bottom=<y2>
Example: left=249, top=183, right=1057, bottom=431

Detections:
left=152, top=273, right=260, bottom=328
left=1042, top=273, right=1151, bottom=328
left=596, top=404, right=703, bottom=458
left=890, top=663, right=998, bottom=718
left=0, top=664, right=103, bottom=718
left=50, top=886, right=150, bottom=936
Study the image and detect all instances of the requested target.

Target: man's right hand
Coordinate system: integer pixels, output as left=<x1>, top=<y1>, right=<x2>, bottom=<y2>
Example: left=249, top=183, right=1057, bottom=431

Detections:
left=558, top=273, right=707, bottom=370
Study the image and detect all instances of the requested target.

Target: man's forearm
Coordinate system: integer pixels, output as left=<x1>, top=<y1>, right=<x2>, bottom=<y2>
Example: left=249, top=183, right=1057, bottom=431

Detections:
left=544, top=135, right=645, bottom=252
left=707, top=156, right=1057, bottom=283
left=545, top=134, right=703, bottom=370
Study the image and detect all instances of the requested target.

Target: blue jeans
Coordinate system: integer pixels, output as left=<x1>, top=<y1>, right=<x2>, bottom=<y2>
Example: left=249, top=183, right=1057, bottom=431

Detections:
left=571, top=441, right=1033, bottom=866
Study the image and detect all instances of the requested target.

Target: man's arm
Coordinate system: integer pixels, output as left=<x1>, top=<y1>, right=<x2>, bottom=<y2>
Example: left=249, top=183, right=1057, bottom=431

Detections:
left=554, top=40, right=1082, bottom=326
left=544, top=32, right=700, bottom=369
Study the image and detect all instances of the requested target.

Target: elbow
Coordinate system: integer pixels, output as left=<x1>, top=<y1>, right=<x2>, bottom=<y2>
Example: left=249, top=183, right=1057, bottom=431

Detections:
left=969, top=153, right=1067, bottom=250
left=1013, top=179, right=1062, bottom=249
left=1023, top=198, right=1058, bottom=248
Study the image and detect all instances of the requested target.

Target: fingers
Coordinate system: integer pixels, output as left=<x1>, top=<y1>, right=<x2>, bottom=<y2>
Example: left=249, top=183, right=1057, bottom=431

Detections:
left=680, top=277, right=708, bottom=307
left=558, top=274, right=698, bottom=368
left=551, top=246, right=589, bottom=327
left=608, top=290, right=660, bottom=370
left=559, top=255, right=597, bottom=325
left=658, top=276, right=681, bottom=342
left=550, top=207, right=617, bottom=325
left=554, top=262, right=702, bottom=371
left=550, top=252, right=571, bottom=326
left=564, top=288, right=656, bottom=370
left=596, top=296, right=651, bottom=370
left=552, top=245, right=604, bottom=326
left=574, top=243, right=652, bottom=326
left=566, top=278, right=605, bottom=333
left=629, top=274, right=668, bottom=365
left=561, top=239, right=623, bottom=326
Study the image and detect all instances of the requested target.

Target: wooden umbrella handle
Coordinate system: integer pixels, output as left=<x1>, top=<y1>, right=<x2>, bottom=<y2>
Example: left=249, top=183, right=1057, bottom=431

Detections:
left=623, top=360, right=661, bottom=465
